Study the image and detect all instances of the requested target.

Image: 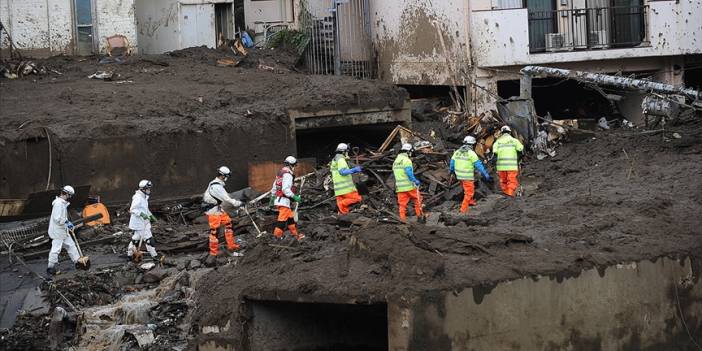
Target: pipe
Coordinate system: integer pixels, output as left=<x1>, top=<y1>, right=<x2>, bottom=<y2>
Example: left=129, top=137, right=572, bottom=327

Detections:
left=520, top=66, right=702, bottom=101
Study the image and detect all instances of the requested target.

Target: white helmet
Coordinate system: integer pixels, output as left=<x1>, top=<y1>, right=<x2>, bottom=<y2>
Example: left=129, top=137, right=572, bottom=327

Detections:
left=61, top=185, right=75, bottom=196
left=138, top=179, right=152, bottom=189
left=218, top=166, right=231, bottom=177
left=501, top=125, right=512, bottom=133
left=463, top=135, right=477, bottom=145
left=284, top=156, right=297, bottom=166
left=336, top=143, right=349, bottom=153
left=400, top=143, right=413, bottom=152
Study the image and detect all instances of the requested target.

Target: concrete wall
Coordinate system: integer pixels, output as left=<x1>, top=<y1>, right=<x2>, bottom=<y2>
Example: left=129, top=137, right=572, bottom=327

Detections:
left=94, top=0, right=138, bottom=54
left=470, top=0, right=702, bottom=68
left=369, top=0, right=471, bottom=86
left=0, top=0, right=73, bottom=56
left=136, top=0, right=236, bottom=54
left=0, top=121, right=295, bottom=203
left=389, top=256, right=702, bottom=350
left=135, top=0, right=181, bottom=54
left=244, top=0, right=294, bottom=35
left=0, top=0, right=137, bottom=57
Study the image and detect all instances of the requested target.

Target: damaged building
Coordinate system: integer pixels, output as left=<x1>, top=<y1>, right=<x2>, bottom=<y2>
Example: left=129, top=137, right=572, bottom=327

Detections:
left=0, top=0, right=137, bottom=56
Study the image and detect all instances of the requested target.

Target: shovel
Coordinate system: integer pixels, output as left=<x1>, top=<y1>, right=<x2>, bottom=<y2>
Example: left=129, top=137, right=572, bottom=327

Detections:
left=133, top=237, right=144, bottom=264
left=293, top=177, right=306, bottom=223
left=243, top=205, right=267, bottom=238
left=69, top=228, right=91, bottom=270
left=416, top=184, right=427, bottom=223
left=351, top=146, right=370, bottom=196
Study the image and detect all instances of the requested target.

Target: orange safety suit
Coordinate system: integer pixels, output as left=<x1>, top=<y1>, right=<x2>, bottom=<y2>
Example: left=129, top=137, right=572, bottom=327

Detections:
left=497, top=171, right=519, bottom=197
left=203, top=177, right=242, bottom=256
left=207, top=212, right=238, bottom=256
left=460, top=181, right=476, bottom=214
left=273, top=206, right=302, bottom=239
left=336, top=191, right=362, bottom=215
left=397, top=188, right=423, bottom=222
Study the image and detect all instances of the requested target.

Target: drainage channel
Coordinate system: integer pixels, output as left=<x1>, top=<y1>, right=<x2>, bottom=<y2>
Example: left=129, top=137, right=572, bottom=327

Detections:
left=199, top=256, right=701, bottom=350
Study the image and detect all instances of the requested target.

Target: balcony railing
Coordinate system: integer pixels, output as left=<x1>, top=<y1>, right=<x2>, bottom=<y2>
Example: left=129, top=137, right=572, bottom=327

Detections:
left=528, top=5, right=648, bottom=53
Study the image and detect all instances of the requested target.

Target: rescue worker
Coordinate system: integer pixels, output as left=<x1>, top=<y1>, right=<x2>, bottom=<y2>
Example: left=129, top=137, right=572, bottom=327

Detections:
left=270, top=156, right=305, bottom=240
left=47, top=185, right=81, bottom=276
left=450, top=136, right=492, bottom=213
left=127, top=180, right=163, bottom=262
left=330, top=143, right=363, bottom=215
left=491, top=126, right=524, bottom=197
left=393, top=143, right=425, bottom=223
left=203, top=166, right=243, bottom=257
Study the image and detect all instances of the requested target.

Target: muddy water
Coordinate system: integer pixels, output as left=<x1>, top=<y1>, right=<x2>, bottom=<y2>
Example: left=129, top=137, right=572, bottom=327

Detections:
left=390, top=256, right=702, bottom=350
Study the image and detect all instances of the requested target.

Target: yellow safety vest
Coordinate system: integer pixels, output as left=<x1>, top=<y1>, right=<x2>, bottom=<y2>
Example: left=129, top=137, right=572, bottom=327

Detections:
left=451, top=147, right=479, bottom=180
left=492, top=134, right=524, bottom=171
left=330, top=154, right=357, bottom=196
left=393, top=153, right=416, bottom=193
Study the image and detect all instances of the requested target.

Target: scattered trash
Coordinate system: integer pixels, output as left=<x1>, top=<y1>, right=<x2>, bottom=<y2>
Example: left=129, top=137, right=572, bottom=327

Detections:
left=598, top=117, right=610, bottom=130
left=88, top=71, right=115, bottom=80
left=673, top=132, right=682, bottom=139
left=140, top=262, right=156, bottom=270
left=216, top=57, right=241, bottom=67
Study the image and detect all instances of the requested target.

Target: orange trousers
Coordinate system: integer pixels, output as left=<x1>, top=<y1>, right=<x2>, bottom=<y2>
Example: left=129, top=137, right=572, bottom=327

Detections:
left=460, top=180, right=476, bottom=213
left=336, top=191, right=362, bottom=214
left=397, top=188, right=423, bottom=221
left=273, top=206, right=302, bottom=239
left=207, top=212, right=238, bottom=256
left=498, top=170, right=519, bottom=197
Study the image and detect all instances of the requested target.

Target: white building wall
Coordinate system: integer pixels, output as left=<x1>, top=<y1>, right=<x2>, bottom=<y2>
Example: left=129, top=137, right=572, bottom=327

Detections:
left=369, top=0, right=471, bottom=85
left=470, top=0, right=702, bottom=68
left=0, top=0, right=73, bottom=56
left=1, top=0, right=137, bottom=56
left=95, top=0, right=138, bottom=54
left=135, top=0, right=182, bottom=54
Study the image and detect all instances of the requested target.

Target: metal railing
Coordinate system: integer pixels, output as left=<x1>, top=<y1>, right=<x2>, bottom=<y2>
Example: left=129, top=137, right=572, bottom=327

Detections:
left=299, top=0, right=374, bottom=79
left=528, top=5, right=648, bottom=53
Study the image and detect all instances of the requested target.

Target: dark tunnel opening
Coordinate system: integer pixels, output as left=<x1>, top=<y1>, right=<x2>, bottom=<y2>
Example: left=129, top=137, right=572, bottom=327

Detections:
left=244, top=299, right=388, bottom=351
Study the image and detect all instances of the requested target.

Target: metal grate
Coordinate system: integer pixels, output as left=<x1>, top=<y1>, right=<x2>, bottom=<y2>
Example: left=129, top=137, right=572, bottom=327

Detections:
left=528, top=5, right=648, bottom=53
left=299, top=0, right=374, bottom=78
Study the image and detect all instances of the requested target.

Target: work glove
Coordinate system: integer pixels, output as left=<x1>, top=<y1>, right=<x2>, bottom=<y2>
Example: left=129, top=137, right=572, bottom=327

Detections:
left=65, top=220, right=74, bottom=230
left=449, top=165, right=455, bottom=174
left=140, top=213, right=150, bottom=220
left=351, top=166, right=363, bottom=173
left=413, top=180, right=421, bottom=186
left=484, top=175, right=493, bottom=183
left=229, top=199, right=242, bottom=208
left=291, top=195, right=302, bottom=203
left=269, top=195, right=276, bottom=208
left=149, top=215, right=157, bottom=223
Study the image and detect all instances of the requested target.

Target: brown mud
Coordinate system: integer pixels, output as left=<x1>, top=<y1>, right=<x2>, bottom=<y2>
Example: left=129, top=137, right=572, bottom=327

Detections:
left=192, top=117, right=702, bottom=345
left=0, top=46, right=407, bottom=141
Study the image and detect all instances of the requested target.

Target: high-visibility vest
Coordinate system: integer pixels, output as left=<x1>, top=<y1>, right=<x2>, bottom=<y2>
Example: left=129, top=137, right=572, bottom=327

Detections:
left=330, top=154, right=357, bottom=196
left=451, top=147, right=479, bottom=180
left=493, top=134, right=524, bottom=171
left=393, top=153, right=416, bottom=193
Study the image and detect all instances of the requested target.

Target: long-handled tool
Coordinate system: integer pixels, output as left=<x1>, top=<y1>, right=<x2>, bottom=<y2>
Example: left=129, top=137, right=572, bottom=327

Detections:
left=69, top=228, right=91, bottom=270
left=244, top=205, right=267, bottom=238
left=351, top=146, right=369, bottom=195
left=133, top=237, right=144, bottom=264
left=416, top=184, right=427, bottom=224
left=293, top=177, right=306, bottom=223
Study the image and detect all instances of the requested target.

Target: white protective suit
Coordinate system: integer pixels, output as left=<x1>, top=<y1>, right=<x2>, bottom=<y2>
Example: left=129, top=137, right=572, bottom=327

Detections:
left=203, top=178, right=242, bottom=215
left=127, top=190, right=158, bottom=258
left=271, top=167, right=295, bottom=209
left=47, top=196, right=80, bottom=268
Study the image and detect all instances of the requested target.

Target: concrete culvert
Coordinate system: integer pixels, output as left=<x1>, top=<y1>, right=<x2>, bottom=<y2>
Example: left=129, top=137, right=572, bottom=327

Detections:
left=243, top=299, right=388, bottom=351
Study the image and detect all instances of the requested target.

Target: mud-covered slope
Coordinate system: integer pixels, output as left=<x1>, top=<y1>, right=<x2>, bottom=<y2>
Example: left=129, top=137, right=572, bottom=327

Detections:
left=192, top=117, right=702, bottom=343
left=0, top=47, right=407, bottom=141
